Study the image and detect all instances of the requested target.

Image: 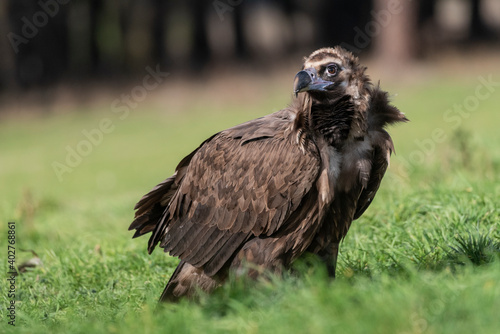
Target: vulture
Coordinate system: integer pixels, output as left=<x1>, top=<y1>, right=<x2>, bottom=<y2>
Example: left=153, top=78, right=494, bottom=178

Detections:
left=129, top=46, right=407, bottom=302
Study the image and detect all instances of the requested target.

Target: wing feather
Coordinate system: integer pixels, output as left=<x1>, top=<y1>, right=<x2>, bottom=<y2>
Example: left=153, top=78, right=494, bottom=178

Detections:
left=353, top=133, right=391, bottom=220
left=141, top=110, right=321, bottom=275
left=189, top=228, right=228, bottom=267
left=203, top=233, right=250, bottom=276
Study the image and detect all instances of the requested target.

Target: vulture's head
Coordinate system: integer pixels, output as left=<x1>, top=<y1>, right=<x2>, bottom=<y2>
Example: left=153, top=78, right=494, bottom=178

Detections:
left=294, top=47, right=370, bottom=107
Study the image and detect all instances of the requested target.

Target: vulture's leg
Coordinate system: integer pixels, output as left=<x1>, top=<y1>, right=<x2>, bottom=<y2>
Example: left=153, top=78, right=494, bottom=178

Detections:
left=319, top=242, right=339, bottom=278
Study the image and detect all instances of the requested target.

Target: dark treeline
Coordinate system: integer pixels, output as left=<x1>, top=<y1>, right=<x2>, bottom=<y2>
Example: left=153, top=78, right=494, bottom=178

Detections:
left=1, top=0, right=498, bottom=91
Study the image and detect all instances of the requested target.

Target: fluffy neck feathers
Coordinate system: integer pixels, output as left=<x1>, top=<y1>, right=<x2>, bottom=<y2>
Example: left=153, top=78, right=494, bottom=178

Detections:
left=291, top=84, right=406, bottom=149
left=292, top=84, right=370, bottom=149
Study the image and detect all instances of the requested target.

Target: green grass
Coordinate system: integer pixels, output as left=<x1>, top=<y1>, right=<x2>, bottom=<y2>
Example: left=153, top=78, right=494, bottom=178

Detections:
left=1, top=72, right=500, bottom=333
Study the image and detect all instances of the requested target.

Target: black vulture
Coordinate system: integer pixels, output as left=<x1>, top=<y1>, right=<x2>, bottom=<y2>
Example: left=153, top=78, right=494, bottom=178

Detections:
left=129, top=46, right=408, bottom=301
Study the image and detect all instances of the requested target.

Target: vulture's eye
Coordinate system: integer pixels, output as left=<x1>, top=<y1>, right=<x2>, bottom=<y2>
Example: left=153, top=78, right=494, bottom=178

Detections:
left=325, top=64, right=339, bottom=77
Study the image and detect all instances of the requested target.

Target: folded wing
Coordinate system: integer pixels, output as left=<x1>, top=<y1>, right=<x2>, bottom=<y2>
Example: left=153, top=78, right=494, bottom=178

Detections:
left=130, top=110, right=321, bottom=276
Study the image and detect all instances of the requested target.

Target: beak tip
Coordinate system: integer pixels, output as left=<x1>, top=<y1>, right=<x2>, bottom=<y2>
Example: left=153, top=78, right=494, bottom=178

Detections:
left=294, top=68, right=333, bottom=96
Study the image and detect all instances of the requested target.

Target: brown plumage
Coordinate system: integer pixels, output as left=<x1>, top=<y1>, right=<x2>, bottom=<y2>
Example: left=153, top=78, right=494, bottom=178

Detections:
left=129, top=46, right=408, bottom=301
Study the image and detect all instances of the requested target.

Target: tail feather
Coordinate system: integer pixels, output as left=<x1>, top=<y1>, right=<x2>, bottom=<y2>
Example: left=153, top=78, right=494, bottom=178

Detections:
left=129, top=176, right=177, bottom=238
left=159, top=260, right=220, bottom=302
left=129, top=203, right=164, bottom=238
left=159, top=260, right=188, bottom=303
left=129, top=145, right=200, bottom=240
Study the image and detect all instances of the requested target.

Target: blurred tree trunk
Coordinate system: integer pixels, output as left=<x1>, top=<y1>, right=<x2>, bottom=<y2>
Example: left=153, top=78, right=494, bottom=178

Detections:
left=7, top=0, right=69, bottom=88
left=151, top=0, right=168, bottom=67
left=470, top=0, right=484, bottom=38
left=89, top=0, right=102, bottom=74
left=373, top=0, right=418, bottom=70
left=470, top=0, right=495, bottom=41
left=233, top=2, right=247, bottom=60
left=276, top=0, right=295, bottom=53
left=189, top=0, right=210, bottom=71
left=417, top=0, right=437, bottom=57
left=418, top=0, right=435, bottom=24
left=0, top=1, right=16, bottom=91
left=317, top=0, right=372, bottom=50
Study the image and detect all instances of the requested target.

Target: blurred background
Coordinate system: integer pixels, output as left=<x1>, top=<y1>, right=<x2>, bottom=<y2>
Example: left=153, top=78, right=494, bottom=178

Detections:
left=1, top=0, right=500, bottom=96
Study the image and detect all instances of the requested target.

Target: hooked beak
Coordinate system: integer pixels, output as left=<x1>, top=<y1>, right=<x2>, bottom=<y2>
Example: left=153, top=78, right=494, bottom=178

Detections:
left=293, top=68, right=333, bottom=97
